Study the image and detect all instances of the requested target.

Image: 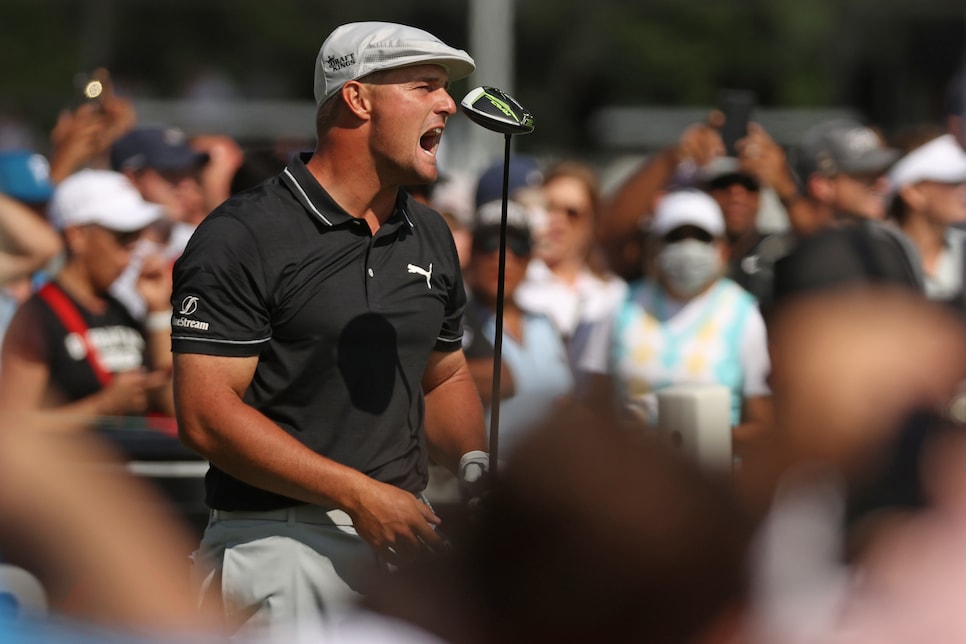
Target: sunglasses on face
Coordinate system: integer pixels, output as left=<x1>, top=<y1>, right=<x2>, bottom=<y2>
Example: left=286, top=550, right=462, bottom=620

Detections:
left=472, top=233, right=531, bottom=258
left=662, top=227, right=715, bottom=244
left=707, top=175, right=760, bottom=193
left=547, top=202, right=588, bottom=219
left=87, top=224, right=143, bottom=248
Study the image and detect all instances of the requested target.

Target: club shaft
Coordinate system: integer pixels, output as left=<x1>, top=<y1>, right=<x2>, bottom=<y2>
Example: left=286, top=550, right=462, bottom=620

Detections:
left=488, top=133, right=513, bottom=479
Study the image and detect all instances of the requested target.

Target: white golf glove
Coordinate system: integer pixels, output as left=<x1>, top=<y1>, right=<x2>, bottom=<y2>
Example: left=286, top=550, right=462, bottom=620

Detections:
left=459, top=450, right=490, bottom=509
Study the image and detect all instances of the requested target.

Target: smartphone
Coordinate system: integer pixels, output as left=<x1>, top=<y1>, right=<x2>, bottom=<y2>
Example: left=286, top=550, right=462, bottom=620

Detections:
left=73, top=72, right=105, bottom=109
left=717, top=89, right=756, bottom=156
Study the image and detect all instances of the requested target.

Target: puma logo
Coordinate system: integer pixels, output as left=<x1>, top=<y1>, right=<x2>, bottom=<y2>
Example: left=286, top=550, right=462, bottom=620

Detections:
left=407, top=263, right=433, bottom=289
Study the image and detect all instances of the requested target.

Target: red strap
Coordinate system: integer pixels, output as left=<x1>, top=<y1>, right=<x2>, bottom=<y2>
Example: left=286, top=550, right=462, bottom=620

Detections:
left=145, top=412, right=178, bottom=437
left=38, top=282, right=113, bottom=387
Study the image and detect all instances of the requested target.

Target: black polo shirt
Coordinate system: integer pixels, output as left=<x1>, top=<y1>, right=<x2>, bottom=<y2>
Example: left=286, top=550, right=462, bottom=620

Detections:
left=171, top=153, right=466, bottom=510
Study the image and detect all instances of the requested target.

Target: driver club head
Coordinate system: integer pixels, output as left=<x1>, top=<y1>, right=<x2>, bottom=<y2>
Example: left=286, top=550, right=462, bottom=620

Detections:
left=460, top=86, right=535, bottom=135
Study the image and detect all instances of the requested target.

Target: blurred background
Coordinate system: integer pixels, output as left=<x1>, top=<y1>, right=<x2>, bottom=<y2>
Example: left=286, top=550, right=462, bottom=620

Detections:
left=1, top=0, right=964, bottom=186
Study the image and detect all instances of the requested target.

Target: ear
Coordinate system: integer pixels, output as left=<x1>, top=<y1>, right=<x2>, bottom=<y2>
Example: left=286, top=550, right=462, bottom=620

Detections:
left=62, top=225, right=87, bottom=255
left=807, top=173, right=833, bottom=203
left=898, top=183, right=925, bottom=212
left=340, top=80, right=373, bottom=121
left=716, top=239, right=730, bottom=263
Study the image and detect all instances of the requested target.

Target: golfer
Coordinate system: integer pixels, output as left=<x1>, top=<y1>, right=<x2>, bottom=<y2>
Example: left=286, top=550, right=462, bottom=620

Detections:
left=170, top=21, right=489, bottom=631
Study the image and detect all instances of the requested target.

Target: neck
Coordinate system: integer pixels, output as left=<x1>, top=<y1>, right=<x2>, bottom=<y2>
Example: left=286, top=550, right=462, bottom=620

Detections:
left=544, top=255, right=585, bottom=285
left=56, top=263, right=107, bottom=314
left=307, top=143, right=399, bottom=233
left=901, top=215, right=947, bottom=273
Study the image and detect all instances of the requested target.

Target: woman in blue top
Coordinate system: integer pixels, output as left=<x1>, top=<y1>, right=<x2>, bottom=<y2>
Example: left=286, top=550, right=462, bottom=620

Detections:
left=462, top=200, right=574, bottom=459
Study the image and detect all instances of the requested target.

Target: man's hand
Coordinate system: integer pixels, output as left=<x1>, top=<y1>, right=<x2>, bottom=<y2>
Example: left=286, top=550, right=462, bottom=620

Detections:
left=459, top=449, right=490, bottom=510
left=736, top=123, right=798, bottom=198
left=137, top=251, right=174, bottom=314
left=676, top=120, right=726, bottom=168
left=97, top=369, right=169, bottom=416
left=346, top=479, right=445, bottom=566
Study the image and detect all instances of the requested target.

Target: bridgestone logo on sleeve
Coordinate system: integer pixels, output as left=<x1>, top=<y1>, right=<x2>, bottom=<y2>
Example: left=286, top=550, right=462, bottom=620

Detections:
left=173, top=317, right=210, bottom=331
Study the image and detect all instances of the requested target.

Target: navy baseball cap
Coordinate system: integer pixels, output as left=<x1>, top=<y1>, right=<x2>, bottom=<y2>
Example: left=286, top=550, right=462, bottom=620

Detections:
left=0, top=150, right=54, bottom=204
left=110, top=126, right=209, bottom=172
left=474, top=155, right=543, bottom=208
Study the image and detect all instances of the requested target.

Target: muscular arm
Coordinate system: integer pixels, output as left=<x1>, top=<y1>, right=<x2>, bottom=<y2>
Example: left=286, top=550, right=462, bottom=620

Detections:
left=421, top=349, right=488, bottom=475
left=174, top=352, right=443, bottom=555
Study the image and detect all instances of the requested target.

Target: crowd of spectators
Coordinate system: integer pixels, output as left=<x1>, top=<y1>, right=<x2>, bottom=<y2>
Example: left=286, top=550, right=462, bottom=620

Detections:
left=2, top=49, right=966, bottom=643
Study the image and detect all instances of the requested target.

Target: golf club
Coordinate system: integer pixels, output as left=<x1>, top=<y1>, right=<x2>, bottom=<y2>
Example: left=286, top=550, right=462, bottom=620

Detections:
left=460, top=86, right=535, bottom=477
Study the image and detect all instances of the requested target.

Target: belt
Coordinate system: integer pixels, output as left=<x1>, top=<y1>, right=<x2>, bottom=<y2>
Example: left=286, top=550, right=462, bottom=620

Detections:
left=210, top=504, right=353, bottom=527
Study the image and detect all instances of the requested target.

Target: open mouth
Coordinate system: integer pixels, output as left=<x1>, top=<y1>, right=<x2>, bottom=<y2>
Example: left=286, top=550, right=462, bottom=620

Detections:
left=420, top=127, right=443, bottom=156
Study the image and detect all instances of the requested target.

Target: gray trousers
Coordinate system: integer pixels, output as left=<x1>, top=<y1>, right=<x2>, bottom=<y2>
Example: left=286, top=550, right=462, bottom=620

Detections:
left=192, top=505, right=384, bottom=637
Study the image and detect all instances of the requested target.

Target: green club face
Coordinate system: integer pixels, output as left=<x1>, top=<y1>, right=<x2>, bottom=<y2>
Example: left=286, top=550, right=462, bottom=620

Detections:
left=460, top=86, right=535, bottom=135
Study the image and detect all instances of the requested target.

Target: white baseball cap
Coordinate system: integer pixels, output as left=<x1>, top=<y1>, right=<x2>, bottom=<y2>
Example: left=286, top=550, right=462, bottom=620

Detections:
left=650, top=190, right=725, bottom=238
left=888, top=134, right=966, bottom=190
left=49, top=169, right=164, bottom=232
left=314, top=21, right=476, bottom=106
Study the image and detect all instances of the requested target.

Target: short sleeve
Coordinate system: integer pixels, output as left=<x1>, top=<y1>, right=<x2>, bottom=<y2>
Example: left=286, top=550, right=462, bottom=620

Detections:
left=170, top=215, right=272, bottom=357
left=739, top=306, right=771, bottom=397
left=433, top=224, right=467, bottom=353
left=461, top=303, right=494, bottom=360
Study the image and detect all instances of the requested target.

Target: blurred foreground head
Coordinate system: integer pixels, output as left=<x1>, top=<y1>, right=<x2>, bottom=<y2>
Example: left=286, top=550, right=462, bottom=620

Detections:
left=373, top=404, right=753, bottom=644
left=767, top=287, right=966, bottom=475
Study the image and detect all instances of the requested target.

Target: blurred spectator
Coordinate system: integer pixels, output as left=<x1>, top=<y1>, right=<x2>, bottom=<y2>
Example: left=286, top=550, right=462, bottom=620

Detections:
left=110, top=125, right=210, bottom=241
left=428, top=171, right=476, bottom=270
left=47, top=68, right=137, bottom=183
left=745, top=287, right=966, bottom=644
left=472, top=154, right=543, bottom=211
left=189, top=133, right=246, bottom=214
left=788, top=119, right=898, bottom=231
left=0, top=420, right=218, bottom=632
left=696, top=153, right=796, bottom=306
left=886, top=133, right=966, bottom=311
left=439, top=209, right=472, bottom=271
left=229, top=145, right=291, bottom=195
left=0, top=151, right=63, bottom=366
left=0, top=151, right=62, bottom=283
left=598, top=116, right=795, bottom=305
left=580, top=190, right=772, bottom=458
left=514, top=160, right=627, bottom=389
left=368, top=402, right=754, bottom=644
left=770, top=120, right=922, bottom=308
left=0, top=149, right=55, bottom=210
left=0, top=170, right=174, bottom=428
left=430, top=172, right=475, bottom=228
left=462, top=200, right=573, bottom=457
left=108, top=125, right=229, bottom=320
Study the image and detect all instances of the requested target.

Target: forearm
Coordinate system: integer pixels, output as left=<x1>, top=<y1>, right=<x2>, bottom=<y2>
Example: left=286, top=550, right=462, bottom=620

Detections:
left=1, top=391, right=140, bottom=433
left=0, top=193, right=62, bottom=281
left=423, top=364, right=488, bottom=475
left=177, top=383, right=374, bottom=511
left=597, top=147, right=679, bottom=243
left=144, top=324, right=173, bottom=375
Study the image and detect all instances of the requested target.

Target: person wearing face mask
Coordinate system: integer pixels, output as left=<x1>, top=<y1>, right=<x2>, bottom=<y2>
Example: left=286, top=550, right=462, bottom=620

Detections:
left=579, top=190, right=772, bottom=460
